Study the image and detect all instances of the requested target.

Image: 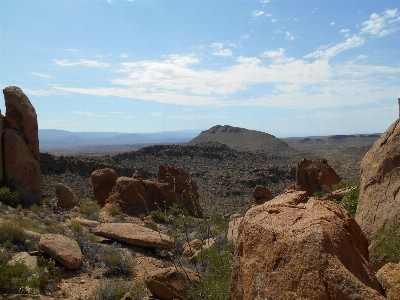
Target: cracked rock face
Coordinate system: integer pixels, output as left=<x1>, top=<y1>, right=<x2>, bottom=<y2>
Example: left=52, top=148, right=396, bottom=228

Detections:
left=356, top=119, right=400, bottom=270
left=229, top=191, right=384, bottom=300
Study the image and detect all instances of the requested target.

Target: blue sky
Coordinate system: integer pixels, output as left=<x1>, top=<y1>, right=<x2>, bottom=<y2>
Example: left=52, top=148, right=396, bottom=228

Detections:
left=1, top=0, right=399, bottom=137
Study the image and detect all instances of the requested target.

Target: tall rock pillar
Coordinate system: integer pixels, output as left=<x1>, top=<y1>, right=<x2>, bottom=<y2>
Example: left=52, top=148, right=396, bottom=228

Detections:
left=2, top=86, right=41, bottom=204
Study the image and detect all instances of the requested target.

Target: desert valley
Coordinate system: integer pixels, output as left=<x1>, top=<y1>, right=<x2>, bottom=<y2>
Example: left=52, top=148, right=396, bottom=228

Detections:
left=0, top=86, right=399, bottom=300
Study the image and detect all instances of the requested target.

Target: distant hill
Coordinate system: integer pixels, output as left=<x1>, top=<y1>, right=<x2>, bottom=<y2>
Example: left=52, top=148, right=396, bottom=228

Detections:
left=39, top=129, right=202, bottom=152
left=186, top=125, right=294, bottom=153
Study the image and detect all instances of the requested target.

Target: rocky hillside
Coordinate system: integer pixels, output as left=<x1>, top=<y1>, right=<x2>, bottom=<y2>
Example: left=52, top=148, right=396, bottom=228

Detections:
left=187, top=125, right=294, bottom=153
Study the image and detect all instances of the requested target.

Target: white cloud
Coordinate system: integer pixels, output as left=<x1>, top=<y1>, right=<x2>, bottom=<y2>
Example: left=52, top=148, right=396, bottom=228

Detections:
left=67, top=48, right=78, bottom=52
left=261, top=48, right=285, bottom=59
left=340, top=29, right=350, bottom=33
left=360, top=8, right=400, bottom=37
left=211, top=43, right=233, bottom=57
left=241, top=34, right=250, bottom=39
left=271, top=19, right=278, bottom=23
left=251, top=10, right=265, bottom=18
left=260, top=0, right=269, bottom=3
left=150, top=112, right=163, bottom=117
left=54, top=59, right=110, bottom=68
left=304, top=35, right=365, bottom=60
left=119, top=54, right=129, bottom=58
left=356, top=54, right=368, bottom=60
left=330, top=22, right=335, bottom=26
left=285, top=31, right=295, bottom=40
left=74, top=111, right=110, bottom=117
left=107, top=0, right=113, bottom=3
left=31, top=72, right=50, bottom=78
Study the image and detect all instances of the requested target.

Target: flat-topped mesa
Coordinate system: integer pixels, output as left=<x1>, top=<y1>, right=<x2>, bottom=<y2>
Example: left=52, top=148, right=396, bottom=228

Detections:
left=2, top=86, right=41, bottom=204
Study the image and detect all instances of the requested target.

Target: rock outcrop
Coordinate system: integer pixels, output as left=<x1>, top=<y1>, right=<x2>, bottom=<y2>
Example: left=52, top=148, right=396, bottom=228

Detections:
left=229, top=191, right=384, bottom=299
left=102, top=165, right=202, bottom=217
left=38, top=234, right=82, bottom=270
left=2, top=87, right=41, bottom=204
left=227, top=217, right=242, bottom=245
left=56, top=183, right=77, bottom=208
left=145, top=267, right=200, bottom=300
left=7, top=252, right=37, bottom=271
left=376, top=263, right=400, bottom=300
left=93, top=223, right=174, bottom=250
left=91, top=168, right=118, bottom=206
left=355, top=119, right=400, bottom=269
left=182, top=239, right=203, bottom=257
left=294, top=158, right=340, bottom=196
left=251, top=185, right=274, bottom=207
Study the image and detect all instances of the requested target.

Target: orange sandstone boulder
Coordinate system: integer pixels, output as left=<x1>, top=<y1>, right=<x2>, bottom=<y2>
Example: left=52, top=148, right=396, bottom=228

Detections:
left=229, top=191, right=384, bottom=300
left=376, top=263, right=400, bottom=300
left=91, top=168, right=118, bottom=206
left=56, top=183, right=77, bottom=208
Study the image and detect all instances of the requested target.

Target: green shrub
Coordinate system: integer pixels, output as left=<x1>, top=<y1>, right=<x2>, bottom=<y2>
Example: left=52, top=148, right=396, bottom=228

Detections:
left=377, top=225, right=400, bottom=263
left=0, top=187, right=19, bottom=207
left=188, top=243, right=234, bottom=300
left=341, top=183, right=359, bottom=216
left=332, top=180, right=351, bottom=190
left=0, top=220, right=28, bottom=245
left=0, top=262, right=40, bottom=293
left=79, top=198, right=101, bottom=218
left=98, top=247, right=133, bottom=277
left=37, top=257, right=62, bottom=291
left=150, top=210, right=167, bottom=223
left=29, top=204, right=42, bottom=214
left=93, top=279, right=135, bottom=300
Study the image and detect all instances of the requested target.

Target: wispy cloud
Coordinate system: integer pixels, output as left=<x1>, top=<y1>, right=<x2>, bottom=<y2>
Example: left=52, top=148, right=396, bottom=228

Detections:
left=67, top=48, right=78, bottom=52
left=330, top=22, right=335, bottom=26
left=340, top=29, right=350, bottom=33
left=74, top=111, right=110, bottom=117
left=241, top=34, right=250, bottom=39
left=211, top=42, right=233, bottom=57
left=271, top=19, right=278, bottom=23
left=285, top=31, right=295, bottom=40
left=251, top=10, right=265, bottom=18
left=150, top=112, right=228, bottom=120
left=54, top=59, right=110, bottom=68
left=360, top=8, right=400, bottom=37
left=260, top=0, right=269, bottom=3
left=31, top=72, right=51, bottom=78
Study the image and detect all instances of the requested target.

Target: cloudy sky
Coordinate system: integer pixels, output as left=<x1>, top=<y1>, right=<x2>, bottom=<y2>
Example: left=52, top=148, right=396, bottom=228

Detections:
left=1, top=0, right=399, bottom=137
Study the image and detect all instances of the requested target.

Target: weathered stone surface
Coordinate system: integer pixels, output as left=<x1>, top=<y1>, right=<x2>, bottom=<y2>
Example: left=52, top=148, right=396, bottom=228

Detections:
left=119, top=292, right=135, bottom=300
left=227, top=217, right=242, bottom=245
left=295, top=158, right=341, bottom=196
left=252, top=185, right=274, bottom=201
left=56, top=183, right=77, bottom=208
left=356, top=119, right=400, bottom=269
left=192, top=238, right=216, bottom=260
left=146, top=267, right=200, bottom=300
left=91, top=168, right=118, bottom=206
left=132, top=171, right=142, bottom=179
left=229, top=191, right=384, bottom=300
left=93, top=223, right=174, bottom=250
left=38, top=234, right=82, bottom=270
left=3, top=86, right=40, bottom=161
left=376, top=263, right=400, bottom=300
left=7, top=252, right=37, bottom=271
left=182, top=239, right=203, bottom=257
left=3, top=128, right=41, bottom=204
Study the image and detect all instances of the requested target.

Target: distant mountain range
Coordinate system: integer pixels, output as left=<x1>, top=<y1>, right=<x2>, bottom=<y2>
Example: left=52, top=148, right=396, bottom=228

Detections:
left=39, top=129, right=203, bottom=151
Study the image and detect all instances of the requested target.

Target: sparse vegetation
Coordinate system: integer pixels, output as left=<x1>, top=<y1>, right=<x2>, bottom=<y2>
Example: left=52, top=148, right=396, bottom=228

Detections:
left=377, top=225, right=400, bottom=263
left=340, top=183, right=359, bottom=216
left=79, top=197, right=101, bottom=219
left=0, top=186, right=19, bottom=207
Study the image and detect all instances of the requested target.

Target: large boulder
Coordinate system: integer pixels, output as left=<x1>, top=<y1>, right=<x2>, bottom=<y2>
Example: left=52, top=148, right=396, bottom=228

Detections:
left=93, top=223, right=174, bottom=250
left=56, top=183, right=77, bottom=208
left=3, top=128, right=41, bottom=204
left=38, top=234, right=82, bottom=270
left=91, top=168, right=118, bottom=207
left=145, top=267, right=200, bottom=300
left=7, top=252, right=37, bottom=271
left=356, top=118, right=400, bottom=269
left=2, top=87, right=41, bottom=204
left=295, top=158, right=341, bottom=196
left=376, top=263, right=400, bottom=300
left=229, top=191, right=384, bottom=300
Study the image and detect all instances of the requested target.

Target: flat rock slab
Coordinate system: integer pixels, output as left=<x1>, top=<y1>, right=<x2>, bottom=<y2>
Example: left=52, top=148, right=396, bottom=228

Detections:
left=7, top=252, right=37, bottom=271
left=93, top=223, right=174, bottom=250
left=38, top=234, right=82, bottom=270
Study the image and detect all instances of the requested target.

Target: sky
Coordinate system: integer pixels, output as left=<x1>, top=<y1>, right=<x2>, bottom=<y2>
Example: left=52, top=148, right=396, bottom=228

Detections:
left=0, top=0, right=399, bottom=137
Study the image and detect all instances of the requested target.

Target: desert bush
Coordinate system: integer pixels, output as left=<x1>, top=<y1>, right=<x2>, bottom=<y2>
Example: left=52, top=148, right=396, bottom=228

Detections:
left=341, top=183, right=359, bottom=216
left=188, top=242, right=234, bottom=300
left=377, top=225, right=400, bottom=263
left=46, top=221, right=65, bottom=234
left=332, top=180, right=351, bottom=190
left=0, top=187, right=19, bottom=207
left=93, top=279, right=133, bottom=300
left=0, top=219, right=28, bottom=245
left=79, top=198, right=101, bottom=219
left=29, top=204, right=42, bottom=214
left=150, top=210, right=167, bottom=223
left=36, top=257, right=62, bottom=291
left=0, top=261, right=40, bottom=293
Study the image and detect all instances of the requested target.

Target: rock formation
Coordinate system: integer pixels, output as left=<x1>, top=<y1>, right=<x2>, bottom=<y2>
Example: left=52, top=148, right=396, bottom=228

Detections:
left=294, top=158, right=340, bottom=196
left=38, top=234, right=82, bottom=270
left=229, top=191, right=384, bottom=299
left=356, top=119, right=400, bottom=269
left=93, top=222, right=174, bottom=250
left=56, top=183, right=77, bottom=208
left=91, top=168, right=118, bottom=206
left=251, top=185, right=274, bottom=207
left=145, top=267, right=200, bottom=300
left=2, top=86, right=41, bottom=204
left=96, top=165, right=203, bottom=217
